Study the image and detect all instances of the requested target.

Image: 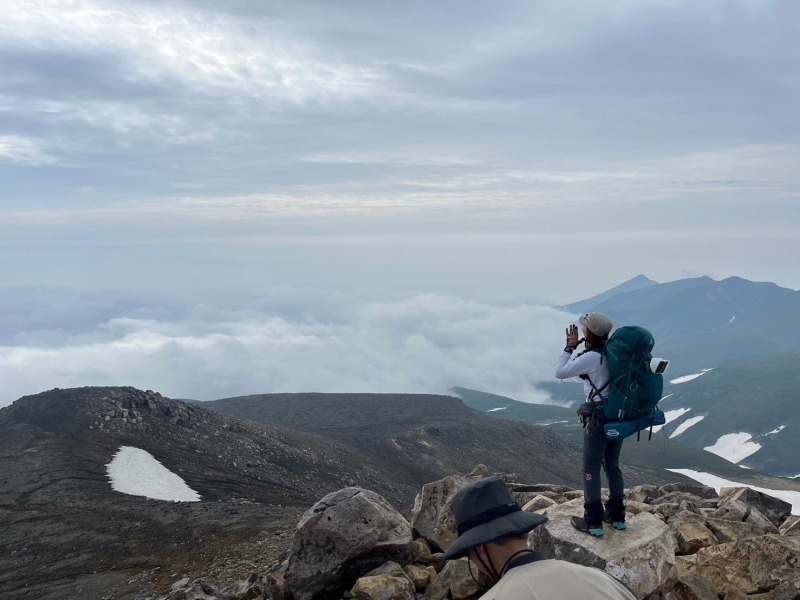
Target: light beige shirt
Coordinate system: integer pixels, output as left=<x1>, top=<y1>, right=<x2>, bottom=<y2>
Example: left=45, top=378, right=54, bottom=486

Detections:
left=478, top=559, right=636, bottom=600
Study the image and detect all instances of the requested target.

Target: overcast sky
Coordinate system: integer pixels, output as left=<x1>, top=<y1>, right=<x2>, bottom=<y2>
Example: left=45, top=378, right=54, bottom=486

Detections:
left=1, top=1, right=798, bottom=404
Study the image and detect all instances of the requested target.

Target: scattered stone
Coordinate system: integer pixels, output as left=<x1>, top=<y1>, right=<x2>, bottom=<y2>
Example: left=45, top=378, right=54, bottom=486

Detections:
left=350, top=574, right=415, bottom=600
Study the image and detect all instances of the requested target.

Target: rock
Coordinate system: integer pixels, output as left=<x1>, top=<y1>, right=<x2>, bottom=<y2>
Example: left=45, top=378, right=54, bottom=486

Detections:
left=718, top=487, right=792, bottom=527
left=655, top=502, right=681, bottom=521
left=745, top=507, right=779, bottom=535
left=530, top=498, right=676, bottom=598
left=507, top=483, right=575, bottom=495
left=363, top=561, right=409, bottom=580
left=522, top=494, right=557, bottom=512
left=779, top=515, right=800, bottom=536
left=420, top=570, right=447, bottom=600
left=403, top=564, right=430, bottom=591
left=350, top=574, right=415, bottom=600
left=669, top=510, right=718, bottom=555
left=658, top=483, right=719, bottom=500
left=677, top=534, right=800, bottom=596
left=234, top=574, right=262, bottom=600
left=409, top=475, right=470, bottom=552
left=284, top=487, right=412, bottom=600
left=265, top=570, right=286, bottom=600
left=410, top=538, right=434, bottom=564
left=628, top=484, right=659, bottom=504
left=672, top=565, right=723, bottom=600
left=468, top=464, right=490, bottom=477
left=625, top=500, right=657, bottom=516
left=709, top=497, right=749, bottom=522
left=705, top=518, right=767, bottom=544
left=438, top=558, right=482, bottom=600
left=172, top=578, right=190, bottom=591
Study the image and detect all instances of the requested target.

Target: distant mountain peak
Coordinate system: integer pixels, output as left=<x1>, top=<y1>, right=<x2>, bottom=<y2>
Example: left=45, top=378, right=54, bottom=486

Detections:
left=562, top=274, right=658, bottom=312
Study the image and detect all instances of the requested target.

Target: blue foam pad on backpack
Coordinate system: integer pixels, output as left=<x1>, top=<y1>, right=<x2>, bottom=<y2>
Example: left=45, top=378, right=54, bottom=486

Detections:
left=604, top=409, right=665, bottom=440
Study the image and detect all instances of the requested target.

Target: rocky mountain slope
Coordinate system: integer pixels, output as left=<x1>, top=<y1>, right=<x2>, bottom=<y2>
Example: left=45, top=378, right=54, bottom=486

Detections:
left=1, top=386, right=689, bottom=599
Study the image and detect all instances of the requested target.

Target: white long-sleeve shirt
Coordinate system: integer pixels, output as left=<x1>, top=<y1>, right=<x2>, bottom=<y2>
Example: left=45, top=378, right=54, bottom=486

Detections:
left=554, top=348, right=610, bottom=401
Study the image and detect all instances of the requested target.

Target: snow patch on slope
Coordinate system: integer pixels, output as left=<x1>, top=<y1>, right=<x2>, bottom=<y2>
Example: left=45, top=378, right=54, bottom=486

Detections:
left=670, top=415, right=705, bottom=439
left=704, top=433, right=762, bottom=464
left=107, top=446, right=201, bottom=502
left=487, top=407, right=508, bottom=412
left=667, top=469, right=800, bottom=515
left=766, top=425, right=786, bottom=435
left=652, top=408, right=691, bottom=433
left=670, top=368, right=714, bottom=384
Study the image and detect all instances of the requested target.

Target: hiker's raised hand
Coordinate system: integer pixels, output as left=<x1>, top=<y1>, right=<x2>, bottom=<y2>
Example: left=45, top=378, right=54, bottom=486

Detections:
left=565, top=324, right=579, bottom=348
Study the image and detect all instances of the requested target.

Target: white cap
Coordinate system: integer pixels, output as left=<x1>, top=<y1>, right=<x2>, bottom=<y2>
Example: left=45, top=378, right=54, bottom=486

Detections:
left=579, top=312, right=613, bottom=337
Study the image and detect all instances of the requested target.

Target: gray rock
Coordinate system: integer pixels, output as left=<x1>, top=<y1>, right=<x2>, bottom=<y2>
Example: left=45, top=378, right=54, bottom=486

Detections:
left=522, top=494, right=557, bottom=512
left=350, top=574, right=416, bottom=600
left=530, top=498, right=676, bottom=598
left=705, top=518, right=767, bottom=544
left=669, top=510, right=718, bottom=555
left=671, top=565, right=720, bottom=600
left=779, top=515, right=800, bottom=536
left=438, top=558, right=482, bottom=600
left=677, top=534, right=800, bottom=596
left=745, top=507, right=779, bottom=535
left=409, top=475, right=470, bottom=552
left=718, top=487, right=792, bottom=527
left=284, top=487, right=412, bottom=600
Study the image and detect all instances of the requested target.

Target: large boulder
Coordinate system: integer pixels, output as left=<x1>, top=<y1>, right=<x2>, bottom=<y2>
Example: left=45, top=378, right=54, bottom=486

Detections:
left=669, top=510, right=718, bottom=555
left=409, top=475, right=471, bottom=552
left=531, top=498, right=676, bottom=598
left=284, top=488, right=412, bottom=600
left=676, top=534, right=800, bottom=597
left=717, top=487, right=792, bottom=527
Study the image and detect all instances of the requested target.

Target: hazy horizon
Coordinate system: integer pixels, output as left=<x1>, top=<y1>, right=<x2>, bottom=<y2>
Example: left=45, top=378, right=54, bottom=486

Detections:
left=2, top=1, right=798, bottom=405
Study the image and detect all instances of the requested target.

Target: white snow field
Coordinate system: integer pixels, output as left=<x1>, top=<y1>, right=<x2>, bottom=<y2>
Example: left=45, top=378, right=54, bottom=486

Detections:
left=669, top=415, right=706, bottom=439
left=652, top=408, right=691, bottom=433
left=667, top=469, right=800, bottom=515
left=669, top=368, right=714, bottom=385
left=487, top=406, right=508, bottom=412
left=704, top=432, right=762, bottom=464
left=107, top=446, right=201, bottom=502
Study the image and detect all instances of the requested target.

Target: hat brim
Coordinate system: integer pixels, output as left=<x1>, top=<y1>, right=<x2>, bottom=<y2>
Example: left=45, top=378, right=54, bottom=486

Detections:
left=442, top=510, right=547, bottom=560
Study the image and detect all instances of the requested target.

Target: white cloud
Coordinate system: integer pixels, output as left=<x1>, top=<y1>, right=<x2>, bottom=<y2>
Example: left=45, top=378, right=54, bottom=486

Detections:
left=1, top=0, right=380, bottom=104
left=0, top=293, right=574, bottom=406
left=0, top=135, right=56, bottom=166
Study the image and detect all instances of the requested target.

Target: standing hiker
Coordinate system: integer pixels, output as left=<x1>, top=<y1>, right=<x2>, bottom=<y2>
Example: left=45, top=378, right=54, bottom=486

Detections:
left=442, top=477, right=636, bottom=599
left=554, top=312, right=626, bottom=536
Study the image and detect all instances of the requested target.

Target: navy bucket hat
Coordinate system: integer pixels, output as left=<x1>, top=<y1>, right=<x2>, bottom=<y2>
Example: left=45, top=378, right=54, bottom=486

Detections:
left=442, top=477, right=548, bottom=560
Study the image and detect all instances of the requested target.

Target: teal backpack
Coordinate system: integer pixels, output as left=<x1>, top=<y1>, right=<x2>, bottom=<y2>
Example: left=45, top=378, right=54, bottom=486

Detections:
left=592, top=326, right=666, bottom=440
left=602, top=326, right=664, bottom=421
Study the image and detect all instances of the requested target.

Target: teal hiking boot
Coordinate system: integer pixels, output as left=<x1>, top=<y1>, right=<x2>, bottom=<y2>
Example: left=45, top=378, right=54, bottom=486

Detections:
left=604, top=516, right=626, bottom=530
left=571, top=516, right=604, bottom=537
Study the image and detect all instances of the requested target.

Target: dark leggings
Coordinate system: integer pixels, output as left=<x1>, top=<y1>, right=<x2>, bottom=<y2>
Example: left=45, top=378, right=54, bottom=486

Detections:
left=582, top=416, right=625, bottom=525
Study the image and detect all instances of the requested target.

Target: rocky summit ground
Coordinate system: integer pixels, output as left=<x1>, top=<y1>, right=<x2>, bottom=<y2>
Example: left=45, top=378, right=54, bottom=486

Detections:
left=1, top=386, right=688, bottom=599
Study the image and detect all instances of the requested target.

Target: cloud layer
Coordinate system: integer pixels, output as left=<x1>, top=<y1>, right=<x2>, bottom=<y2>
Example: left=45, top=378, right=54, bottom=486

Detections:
left=0, top=288, right=574, bottom=407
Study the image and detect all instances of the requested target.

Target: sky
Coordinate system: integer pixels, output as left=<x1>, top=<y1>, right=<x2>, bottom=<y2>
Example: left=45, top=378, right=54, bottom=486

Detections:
left=1, top=0, right=799, bottom=404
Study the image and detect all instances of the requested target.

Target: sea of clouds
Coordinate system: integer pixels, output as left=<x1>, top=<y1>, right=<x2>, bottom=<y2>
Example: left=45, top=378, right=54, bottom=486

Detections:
left=0, top=286, right=575, bottom=407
